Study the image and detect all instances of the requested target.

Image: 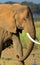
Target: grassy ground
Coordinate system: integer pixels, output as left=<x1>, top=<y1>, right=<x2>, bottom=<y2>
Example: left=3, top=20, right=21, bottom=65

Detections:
left=35, top=21, right=40, bottom=39
left=0, top=48, right=40, bottom=65
left=34, top=21, right=40, bottom=49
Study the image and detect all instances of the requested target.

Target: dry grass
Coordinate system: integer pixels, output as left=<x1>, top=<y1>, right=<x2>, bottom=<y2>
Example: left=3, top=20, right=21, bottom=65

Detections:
left=0, top=48, right=40, bottom=65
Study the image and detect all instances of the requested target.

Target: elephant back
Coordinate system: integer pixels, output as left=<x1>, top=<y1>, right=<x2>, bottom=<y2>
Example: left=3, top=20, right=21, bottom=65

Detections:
left=0, top=4, right=16, bottom=33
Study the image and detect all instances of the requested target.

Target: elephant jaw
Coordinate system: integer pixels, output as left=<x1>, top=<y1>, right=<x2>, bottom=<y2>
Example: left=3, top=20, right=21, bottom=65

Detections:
left=26, top=33, right=40, bottom=45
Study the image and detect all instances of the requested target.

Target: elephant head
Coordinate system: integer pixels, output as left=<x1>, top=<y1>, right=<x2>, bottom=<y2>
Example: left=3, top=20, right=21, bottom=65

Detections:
left=15, top=6, right=40, bottom=44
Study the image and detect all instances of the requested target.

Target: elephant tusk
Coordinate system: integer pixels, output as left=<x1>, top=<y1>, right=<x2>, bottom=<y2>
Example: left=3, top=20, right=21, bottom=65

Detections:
left=26, top=33, right=40, bottom=45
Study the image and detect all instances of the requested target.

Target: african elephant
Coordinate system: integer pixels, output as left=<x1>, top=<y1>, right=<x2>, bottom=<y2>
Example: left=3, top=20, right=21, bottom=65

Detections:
left=0, top=4, right=40, bottom=65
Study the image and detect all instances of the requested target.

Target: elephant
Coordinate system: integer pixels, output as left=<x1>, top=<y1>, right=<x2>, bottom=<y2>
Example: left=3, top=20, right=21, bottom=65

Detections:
left=0, top=4, right=40, bottom=65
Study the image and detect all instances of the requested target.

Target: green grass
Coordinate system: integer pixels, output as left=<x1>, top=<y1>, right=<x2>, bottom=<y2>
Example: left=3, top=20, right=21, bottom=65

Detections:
left=36, top=28, right=40, bottom=39
left=20, top=31, right=28, bottom=48
left=34, top=22, right=40, bottom=49
left=34, top=18, right=40, bottom=22
left=20, top=21, right=40, bottom=49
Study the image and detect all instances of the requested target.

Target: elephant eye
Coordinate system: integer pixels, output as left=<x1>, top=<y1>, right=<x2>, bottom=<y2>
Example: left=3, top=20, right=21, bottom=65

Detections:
left=23, top=18, right=26, bottom=21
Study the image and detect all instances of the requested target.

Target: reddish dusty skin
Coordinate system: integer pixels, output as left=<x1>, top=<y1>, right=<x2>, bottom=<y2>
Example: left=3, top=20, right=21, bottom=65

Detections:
left=0, top=4, right=36, bottom=65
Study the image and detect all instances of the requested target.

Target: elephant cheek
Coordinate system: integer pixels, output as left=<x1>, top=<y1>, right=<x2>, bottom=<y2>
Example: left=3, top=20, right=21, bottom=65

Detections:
left=24, top=25, right=35, bottom=38
left=23, top=26, right=28, bottom=33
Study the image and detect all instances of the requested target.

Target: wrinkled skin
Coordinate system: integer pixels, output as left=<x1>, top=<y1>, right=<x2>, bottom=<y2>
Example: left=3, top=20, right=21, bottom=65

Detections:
left=0, top=4, right=36, bottom=65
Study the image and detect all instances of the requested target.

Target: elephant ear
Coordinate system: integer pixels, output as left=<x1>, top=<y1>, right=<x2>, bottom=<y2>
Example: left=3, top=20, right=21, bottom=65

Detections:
left=0, top=7, right=16, bottom=33
left=15, top=6, right=29, bottom=28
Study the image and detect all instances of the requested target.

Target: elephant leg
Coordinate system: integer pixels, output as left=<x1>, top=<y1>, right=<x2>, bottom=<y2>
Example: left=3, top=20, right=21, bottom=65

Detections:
left=0, top=28, right=4, bottom=57
left=0, top=43, right=2, bottom=57
left=12, top=34, right=24, bottom=65
left=0, top=37, right=3, bottom=57
left=12, top=34, right=23, bottom=59
left=0, top=27, right=8, bottom=57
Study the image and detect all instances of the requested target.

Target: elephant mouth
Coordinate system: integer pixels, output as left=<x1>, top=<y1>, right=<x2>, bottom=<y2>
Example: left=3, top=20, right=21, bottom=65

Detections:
left=26, top=33, right=40, bottom=45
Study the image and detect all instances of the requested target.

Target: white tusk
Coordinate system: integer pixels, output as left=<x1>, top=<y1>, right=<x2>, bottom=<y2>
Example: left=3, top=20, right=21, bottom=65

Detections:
left=26, top=33, right=40, bottom=45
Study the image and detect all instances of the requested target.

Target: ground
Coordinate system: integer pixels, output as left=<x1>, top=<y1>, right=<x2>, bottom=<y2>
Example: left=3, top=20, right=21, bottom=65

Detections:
left=0, top=47, right=40, bottom=65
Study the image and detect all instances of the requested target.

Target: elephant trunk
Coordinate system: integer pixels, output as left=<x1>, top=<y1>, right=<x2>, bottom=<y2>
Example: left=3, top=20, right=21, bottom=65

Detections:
left=16, top=32, right=35, bottom=61
left=17, top=32, right=40, bottom=62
